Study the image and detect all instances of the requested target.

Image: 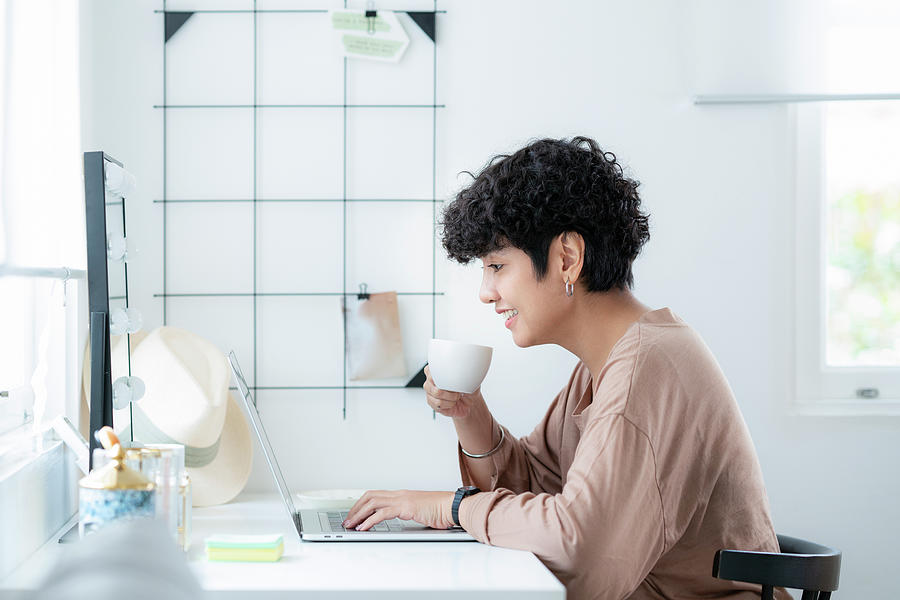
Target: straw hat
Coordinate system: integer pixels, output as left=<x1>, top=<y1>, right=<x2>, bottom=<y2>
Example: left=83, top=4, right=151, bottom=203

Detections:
left=84, top=326, right=252, bottom=507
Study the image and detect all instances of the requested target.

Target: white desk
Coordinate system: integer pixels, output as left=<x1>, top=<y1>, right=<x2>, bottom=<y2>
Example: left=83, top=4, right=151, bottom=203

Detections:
left=2, top=493, right=566, bottom=599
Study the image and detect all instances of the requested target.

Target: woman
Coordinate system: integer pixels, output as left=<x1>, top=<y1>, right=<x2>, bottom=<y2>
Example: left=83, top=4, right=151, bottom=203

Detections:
left=344, top=137, right=787, bottom=600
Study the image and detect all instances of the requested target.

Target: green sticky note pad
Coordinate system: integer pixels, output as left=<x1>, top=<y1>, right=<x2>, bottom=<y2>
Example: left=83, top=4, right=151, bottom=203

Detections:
left=206, top=534, right=285, bottom=562
left=207, top=544, right=284, bottom=562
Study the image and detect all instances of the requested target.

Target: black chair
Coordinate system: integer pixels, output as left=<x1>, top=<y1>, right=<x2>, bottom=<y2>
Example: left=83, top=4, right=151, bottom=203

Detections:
left=712, top=534, right=841, bottom=600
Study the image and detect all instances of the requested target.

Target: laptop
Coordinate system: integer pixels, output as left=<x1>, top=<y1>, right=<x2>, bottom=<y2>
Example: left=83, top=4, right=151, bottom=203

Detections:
left=227, top=351, right=475, bottom=542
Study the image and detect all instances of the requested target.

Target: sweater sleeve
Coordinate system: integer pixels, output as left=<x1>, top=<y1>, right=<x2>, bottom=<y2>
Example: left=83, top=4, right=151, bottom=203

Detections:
left=459, top=414, right=666, bottom=600
left=458, top=374, right=573, bottom=495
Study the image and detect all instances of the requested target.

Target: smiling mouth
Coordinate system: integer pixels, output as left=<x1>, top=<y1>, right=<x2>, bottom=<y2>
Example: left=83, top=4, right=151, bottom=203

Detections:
left=501, top=309, right=518, bottom=320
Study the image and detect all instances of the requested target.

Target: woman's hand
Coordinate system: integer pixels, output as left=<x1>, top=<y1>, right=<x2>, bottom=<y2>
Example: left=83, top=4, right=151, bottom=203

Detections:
left=424, top=365, right=483, bottom=419
left=343, top=490, right=456, bottom=531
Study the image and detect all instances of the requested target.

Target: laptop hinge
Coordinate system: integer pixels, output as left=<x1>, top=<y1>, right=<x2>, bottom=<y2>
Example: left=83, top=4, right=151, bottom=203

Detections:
left=294, top=512, right=302, bottom=533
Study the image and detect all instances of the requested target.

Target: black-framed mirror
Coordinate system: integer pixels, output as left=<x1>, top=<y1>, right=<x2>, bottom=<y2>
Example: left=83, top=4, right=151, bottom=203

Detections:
left=83, top=151, right=142, bottom=467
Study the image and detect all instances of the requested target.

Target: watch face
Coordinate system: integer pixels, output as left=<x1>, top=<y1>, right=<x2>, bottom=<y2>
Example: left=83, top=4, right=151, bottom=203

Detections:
left=461, top=485, right=478, bottom=493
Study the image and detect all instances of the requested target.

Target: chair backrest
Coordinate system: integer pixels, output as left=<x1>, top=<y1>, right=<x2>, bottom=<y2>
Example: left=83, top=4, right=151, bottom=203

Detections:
left=712, top=534, right=841, bottom=600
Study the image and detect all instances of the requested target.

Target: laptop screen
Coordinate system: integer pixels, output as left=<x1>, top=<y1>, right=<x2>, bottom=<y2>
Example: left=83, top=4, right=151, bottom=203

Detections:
left=227, top=351, right=298, bottom=520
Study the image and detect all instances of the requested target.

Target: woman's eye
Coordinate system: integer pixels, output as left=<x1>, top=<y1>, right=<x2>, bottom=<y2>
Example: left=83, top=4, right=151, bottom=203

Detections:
left=488, top=264, right=503, bottom=272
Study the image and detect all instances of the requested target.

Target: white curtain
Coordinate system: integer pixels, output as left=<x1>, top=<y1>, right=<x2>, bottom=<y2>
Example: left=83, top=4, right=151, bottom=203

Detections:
left=0, top=0, right=83, bottom=428
left=1, top=0, right=84, bottom=269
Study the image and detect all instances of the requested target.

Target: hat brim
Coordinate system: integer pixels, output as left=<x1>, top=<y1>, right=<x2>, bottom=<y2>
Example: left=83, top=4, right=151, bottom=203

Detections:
left=187, top=390, right=253, bottom=507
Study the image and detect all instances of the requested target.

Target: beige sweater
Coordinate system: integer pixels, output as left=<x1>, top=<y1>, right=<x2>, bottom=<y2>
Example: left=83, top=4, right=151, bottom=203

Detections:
left=458, top=308, right=788, bottom=600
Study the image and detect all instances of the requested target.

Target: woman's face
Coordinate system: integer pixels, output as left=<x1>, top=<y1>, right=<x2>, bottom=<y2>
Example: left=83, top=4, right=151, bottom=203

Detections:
left=478, top=245, right=568, bottom=347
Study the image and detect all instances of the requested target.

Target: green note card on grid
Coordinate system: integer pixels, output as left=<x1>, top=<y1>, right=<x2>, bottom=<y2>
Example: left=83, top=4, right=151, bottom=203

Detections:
left=330, top=10, right=410, bottom=62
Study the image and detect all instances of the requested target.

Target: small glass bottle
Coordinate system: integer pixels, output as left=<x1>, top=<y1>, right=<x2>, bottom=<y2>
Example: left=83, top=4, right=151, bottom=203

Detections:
left=144, top=444, right=183, bottom=541
left=177, top=470, right=192, bottom=551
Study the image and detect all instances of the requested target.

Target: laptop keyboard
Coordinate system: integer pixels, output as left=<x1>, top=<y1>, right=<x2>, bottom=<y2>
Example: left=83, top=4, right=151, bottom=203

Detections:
left=325, top=511, right=408, bottom=533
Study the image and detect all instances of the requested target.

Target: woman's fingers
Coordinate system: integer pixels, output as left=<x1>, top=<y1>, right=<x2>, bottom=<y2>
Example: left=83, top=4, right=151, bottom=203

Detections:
left=343, top=490, right=454, bottom=531
left=423, top=380, right=462, bottom=412
left=356, top=508, right=395, bottom=532
left=344, top=491, right=401, bottom=530
left=423, top=379, right=458, bottom=401
left=345, top=491, right=395, bottom=526
left=431, top=396, right=464, bottom=418
left=345, top=490, right=382, bottom=527
left=427, top=392, right=454, bottom=410
left=423, top=368, right=478, bottom=418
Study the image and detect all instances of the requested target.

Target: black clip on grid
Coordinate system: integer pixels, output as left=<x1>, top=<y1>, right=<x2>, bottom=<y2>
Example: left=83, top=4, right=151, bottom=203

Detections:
left=365, top=1, right=377, bottom=35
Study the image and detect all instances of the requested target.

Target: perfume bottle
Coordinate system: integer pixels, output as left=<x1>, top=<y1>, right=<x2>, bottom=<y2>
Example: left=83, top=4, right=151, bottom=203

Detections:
left=78, top=427, right=156, bottom=538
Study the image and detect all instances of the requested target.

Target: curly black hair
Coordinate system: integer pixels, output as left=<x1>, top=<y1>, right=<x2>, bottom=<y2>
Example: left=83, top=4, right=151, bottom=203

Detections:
left=441, top=136, right=650, bottom=292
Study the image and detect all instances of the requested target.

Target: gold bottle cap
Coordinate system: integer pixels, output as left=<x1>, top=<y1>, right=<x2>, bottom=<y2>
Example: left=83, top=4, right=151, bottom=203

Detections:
left=79, top=427, right=155, bottom=491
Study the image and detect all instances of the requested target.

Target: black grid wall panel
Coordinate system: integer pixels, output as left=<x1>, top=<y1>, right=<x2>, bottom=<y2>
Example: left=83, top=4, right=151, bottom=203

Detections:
left=158, top=4, right=443, bottom=417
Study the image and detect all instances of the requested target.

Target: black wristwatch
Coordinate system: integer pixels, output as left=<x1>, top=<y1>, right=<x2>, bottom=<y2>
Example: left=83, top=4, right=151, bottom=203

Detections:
left=452, top=485, right=480, bottom=527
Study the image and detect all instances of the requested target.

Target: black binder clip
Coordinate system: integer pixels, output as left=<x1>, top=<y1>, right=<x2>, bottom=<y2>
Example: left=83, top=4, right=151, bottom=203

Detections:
left=357, top=283, right=370, bottom=300
left=365, top=0, right=377, bottom=35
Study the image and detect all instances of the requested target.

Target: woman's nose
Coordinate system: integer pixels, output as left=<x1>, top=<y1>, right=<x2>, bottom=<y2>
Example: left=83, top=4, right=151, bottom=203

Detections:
left=479, top=272, right=497, bottom=305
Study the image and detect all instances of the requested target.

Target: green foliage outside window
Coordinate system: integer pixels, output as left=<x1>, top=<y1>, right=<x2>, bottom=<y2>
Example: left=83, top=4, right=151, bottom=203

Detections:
left=827, top=189, right=900, bottom=366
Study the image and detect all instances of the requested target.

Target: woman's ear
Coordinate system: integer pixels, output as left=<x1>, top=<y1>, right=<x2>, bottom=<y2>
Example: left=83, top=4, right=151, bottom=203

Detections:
left=558, top=232, right=585, bottom=283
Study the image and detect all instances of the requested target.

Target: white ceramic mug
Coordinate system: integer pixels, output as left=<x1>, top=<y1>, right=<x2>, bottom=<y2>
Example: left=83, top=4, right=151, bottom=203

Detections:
left=427, top=339, right=493, bottom=394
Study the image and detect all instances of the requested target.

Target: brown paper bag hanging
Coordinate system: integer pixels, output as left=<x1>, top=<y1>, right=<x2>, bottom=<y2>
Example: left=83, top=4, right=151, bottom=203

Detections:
left=342, top=289, right=406, bottom=381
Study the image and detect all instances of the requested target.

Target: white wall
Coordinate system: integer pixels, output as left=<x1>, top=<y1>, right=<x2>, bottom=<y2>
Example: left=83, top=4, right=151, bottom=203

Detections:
left=81, top=1, right=899, bottom=597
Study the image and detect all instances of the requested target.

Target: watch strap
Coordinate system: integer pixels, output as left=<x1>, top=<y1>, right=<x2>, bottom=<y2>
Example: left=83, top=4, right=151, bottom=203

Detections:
left=452, top=486, right=480, bottom=527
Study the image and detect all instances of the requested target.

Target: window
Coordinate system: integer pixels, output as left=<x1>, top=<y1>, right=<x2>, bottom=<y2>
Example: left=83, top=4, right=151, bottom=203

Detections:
left=794, top=1, right=900, bottom=413
left=0, top=0, right=85, bottom=445
left=823, top=102, right=900, bottom=368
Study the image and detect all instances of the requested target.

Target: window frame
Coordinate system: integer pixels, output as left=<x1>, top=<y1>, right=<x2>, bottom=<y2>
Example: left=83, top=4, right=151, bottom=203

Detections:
left=793, top=102, right=900, bottom=415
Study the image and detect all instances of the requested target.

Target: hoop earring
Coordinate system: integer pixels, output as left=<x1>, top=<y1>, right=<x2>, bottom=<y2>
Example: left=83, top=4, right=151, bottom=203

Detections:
left=565, top=279, right=574, bottom=297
